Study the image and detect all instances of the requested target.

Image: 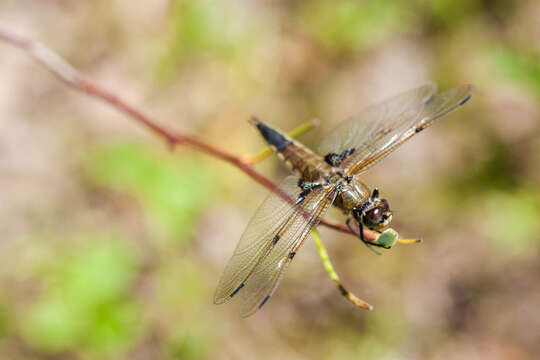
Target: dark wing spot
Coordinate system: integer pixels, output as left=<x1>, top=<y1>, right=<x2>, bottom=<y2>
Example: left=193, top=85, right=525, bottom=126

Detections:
left=258, top=295, right=271, bottom=309
left=272, top=235, right=280, bottom=244
left=324, top=153, right=340, bottom=167
left=425, top=94, right=435, bottom=105
left=288, top=251, right=296, bottom=259
left=459, top=95, right=472, bottom=106
left=415, top=126, right=423, bottom=133
left=230, top=283, right=245, bottom=298
left=327, top=148, right=356, bottom=167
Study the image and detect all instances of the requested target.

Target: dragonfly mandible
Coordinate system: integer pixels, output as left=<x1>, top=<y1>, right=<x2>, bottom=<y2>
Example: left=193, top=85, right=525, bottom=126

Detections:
left=214, top=83, right=474, bottom=317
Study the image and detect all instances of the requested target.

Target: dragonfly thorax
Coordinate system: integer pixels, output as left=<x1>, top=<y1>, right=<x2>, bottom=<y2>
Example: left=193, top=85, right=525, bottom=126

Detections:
left=332, top=177, right=393, bottom=231
left=333, top=177, right=371, bottom=214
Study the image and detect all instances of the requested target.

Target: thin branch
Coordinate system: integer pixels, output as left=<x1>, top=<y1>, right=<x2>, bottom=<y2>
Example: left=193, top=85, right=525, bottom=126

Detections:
left=0, top=22, right=405, bottom=243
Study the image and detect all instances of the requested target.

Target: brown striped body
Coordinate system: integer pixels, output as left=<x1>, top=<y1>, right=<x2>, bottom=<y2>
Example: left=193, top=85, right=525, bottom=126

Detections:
left=250, top=118, right=371, bottom=214
left=277, top=142, right=333, bottom=182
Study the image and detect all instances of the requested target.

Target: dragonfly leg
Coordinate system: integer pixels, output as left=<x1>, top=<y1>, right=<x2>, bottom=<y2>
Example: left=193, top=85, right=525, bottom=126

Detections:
left=346, top=218, right=383, bottom=255
left=346, top=218, right=421, bottom=249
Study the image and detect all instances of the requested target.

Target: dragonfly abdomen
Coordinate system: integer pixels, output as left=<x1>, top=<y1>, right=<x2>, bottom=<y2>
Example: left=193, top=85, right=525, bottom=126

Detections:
left=250, top=117, right=331, bottom=182
left=280, top=145, right=328, bottom=182
left=250, top=117, right=292, bottom=152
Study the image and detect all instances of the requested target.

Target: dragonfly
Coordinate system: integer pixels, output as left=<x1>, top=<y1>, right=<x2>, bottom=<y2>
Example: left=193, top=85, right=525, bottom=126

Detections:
left=214, top=83, right=474, bottom=317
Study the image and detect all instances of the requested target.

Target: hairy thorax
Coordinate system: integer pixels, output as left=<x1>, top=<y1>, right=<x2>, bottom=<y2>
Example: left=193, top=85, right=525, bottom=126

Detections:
left=331, top=177, right=371, bottom=214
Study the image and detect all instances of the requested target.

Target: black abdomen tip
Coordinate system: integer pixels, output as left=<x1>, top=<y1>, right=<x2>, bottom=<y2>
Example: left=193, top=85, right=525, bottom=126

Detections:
left=250, top=118, right=292, bottom=152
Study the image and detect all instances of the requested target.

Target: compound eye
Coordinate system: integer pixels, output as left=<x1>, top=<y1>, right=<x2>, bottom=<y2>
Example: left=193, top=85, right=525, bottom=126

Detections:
left=364, top=206, right=383, bottom=225
left=379, top=199, right=390, bottom=213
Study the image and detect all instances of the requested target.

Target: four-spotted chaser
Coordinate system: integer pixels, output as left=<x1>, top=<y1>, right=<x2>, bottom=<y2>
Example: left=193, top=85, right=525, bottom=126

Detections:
left=214, top=83, right=474, bottom=317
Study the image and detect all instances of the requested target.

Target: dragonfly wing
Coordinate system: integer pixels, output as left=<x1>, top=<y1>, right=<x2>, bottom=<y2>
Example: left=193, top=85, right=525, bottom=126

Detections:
left=238, top=186, right=337, bottom=317
left=317, top=83, right=474, bottom=175
left=214, top=175, right=337, bottom=317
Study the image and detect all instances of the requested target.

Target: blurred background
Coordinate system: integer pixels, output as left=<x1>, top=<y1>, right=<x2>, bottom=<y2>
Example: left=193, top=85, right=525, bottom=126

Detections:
left=0, top=1, right=539, bottom=359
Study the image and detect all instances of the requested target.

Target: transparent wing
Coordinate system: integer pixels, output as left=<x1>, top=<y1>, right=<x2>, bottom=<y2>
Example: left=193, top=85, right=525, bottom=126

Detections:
left=238, top=186, right=337, bottom=317
left=317, top=83, right=474, bottom=175
left=214, top=175, right=337, bottom=317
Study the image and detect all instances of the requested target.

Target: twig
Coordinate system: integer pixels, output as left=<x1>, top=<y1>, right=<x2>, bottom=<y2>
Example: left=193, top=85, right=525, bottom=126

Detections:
left=0, top=22, right=407, bottom=243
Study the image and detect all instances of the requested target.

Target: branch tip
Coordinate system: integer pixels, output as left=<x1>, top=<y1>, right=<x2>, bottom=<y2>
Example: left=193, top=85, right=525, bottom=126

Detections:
left=0, top=21, right=405, bottom=241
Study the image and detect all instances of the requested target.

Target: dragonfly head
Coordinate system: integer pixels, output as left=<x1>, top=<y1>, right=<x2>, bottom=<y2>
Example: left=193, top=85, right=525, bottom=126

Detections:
left=361, top=198, right=392, bottom=230
left=353, top=190, right=393, bottom=231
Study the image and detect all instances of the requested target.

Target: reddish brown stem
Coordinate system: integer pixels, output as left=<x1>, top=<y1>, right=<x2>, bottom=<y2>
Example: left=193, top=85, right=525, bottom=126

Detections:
left=0, top=22, right=382, bottom=241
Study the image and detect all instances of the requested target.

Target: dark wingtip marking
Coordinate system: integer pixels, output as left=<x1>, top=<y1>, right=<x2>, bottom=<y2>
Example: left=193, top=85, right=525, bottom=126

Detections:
left=259, top=295, right=271, bottom=309
left=230, top=283, right=245, bottom=298
left=459, top=95, right=472, bottom=106
left=273, top=235, right=280, bottom=244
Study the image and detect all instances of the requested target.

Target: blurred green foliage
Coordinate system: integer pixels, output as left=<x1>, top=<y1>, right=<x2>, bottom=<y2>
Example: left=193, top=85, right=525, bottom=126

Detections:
left=496, top=48, right=540, bottom=98
left=423, top=0, right=479, bottom=29
left=316, top=310, right=407, bottom=359
left=301, top=0, right=411, bottom=52
left=166, top=329, right=209, bottom=360
left=441, top=134, right=540, bottom=254
left=85, top=141, right=212, bottom=244
left=22, top=238, right=140, bottom=356
left=157, top=0, right=256, bottom=83
left=158, top=260, right=214, bottom=360
left=447, top=135, right=518, bottom=196
left=0, top=302, right=7, bottom=341
left=482, top=190, right=540, bottom=255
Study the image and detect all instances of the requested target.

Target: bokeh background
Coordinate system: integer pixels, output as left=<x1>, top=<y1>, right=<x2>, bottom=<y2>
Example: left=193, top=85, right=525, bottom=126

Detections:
left=1, top=1, right=539, bottom=359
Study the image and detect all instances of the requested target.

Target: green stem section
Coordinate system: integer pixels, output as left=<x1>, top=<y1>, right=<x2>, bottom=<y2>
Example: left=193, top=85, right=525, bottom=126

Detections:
left=312, top=228, right=372, bottom=310
left=312, top=228, right=340, bottom=283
